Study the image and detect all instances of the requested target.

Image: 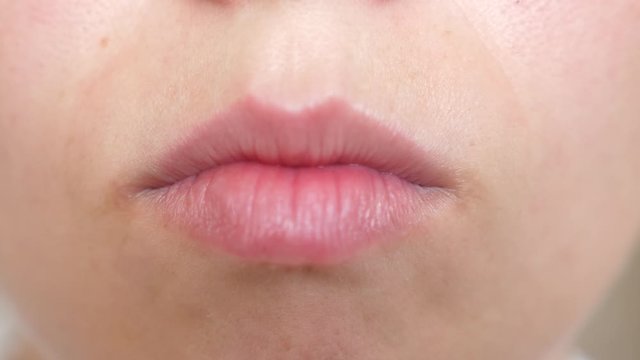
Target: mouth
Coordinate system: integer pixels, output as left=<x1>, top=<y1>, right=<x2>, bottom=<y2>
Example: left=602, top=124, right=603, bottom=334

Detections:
left=133, top=96, right=457, bottom=266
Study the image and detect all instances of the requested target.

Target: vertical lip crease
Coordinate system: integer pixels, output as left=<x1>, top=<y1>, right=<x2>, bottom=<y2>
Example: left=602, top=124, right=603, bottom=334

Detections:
left=133, top=95, right=456, bottom=194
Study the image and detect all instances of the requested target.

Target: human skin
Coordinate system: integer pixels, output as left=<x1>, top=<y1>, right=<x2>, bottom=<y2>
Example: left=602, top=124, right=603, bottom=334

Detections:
left=0, top=1, right=639, bottom=359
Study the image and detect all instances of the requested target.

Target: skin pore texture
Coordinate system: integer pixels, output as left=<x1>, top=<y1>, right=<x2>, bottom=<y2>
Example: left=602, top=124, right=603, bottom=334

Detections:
left=0, top=1, right=639, bottom=359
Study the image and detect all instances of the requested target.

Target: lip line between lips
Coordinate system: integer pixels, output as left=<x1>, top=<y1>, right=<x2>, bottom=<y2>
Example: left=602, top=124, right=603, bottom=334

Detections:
left=134, top=96, right=455, bottom=197
left=144, top=159, right=439, bottom=197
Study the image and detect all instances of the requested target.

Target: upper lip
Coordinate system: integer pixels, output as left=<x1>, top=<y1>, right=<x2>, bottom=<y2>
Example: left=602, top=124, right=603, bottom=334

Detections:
left=135, top=96, right=454, bottom=193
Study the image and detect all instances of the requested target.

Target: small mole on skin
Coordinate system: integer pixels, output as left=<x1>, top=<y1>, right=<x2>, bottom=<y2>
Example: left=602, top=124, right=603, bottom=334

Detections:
left=99, top=37, right=110, bottom=49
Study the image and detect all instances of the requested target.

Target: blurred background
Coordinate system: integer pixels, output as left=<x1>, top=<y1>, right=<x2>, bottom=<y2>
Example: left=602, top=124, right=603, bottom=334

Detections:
left=578, top=247, right=640, bottom=360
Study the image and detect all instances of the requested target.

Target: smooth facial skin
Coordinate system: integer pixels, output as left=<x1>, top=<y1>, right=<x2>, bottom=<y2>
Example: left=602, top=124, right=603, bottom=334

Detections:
left=1, top=1, right=639, bottom=359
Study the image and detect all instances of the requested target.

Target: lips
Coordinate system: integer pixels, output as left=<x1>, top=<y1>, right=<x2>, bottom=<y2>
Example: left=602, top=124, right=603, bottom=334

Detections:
left=134, top=96, right=456, bottom=265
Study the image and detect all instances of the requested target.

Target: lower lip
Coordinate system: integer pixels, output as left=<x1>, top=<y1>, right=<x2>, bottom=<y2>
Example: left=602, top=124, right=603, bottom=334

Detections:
left=141, top=162, right=445, bottom=265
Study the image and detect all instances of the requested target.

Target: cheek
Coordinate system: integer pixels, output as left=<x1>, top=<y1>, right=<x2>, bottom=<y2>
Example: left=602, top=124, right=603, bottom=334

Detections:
left=0, top=0, right=144, bottom=97
left=0, top=0, right=148, bottom=191
left=460, top=0, right=640, bottom=105
left=0, top=1, right=129, bottom=284
left=453, top=0, right=640, bottom=332
left=462, top=0, right=640, bottom=206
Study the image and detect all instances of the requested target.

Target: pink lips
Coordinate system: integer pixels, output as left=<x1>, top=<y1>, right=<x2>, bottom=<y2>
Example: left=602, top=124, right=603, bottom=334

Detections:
left=136, top=97, right=454, bottom=265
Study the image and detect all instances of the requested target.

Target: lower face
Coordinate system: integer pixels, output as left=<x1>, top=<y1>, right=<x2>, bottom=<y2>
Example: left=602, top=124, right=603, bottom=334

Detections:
left=0, top=1, right=639, bottom=359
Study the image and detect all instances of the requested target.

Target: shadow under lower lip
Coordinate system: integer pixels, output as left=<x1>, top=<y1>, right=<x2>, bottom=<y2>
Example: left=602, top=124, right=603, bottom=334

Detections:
left=142, top=162, right=447, bottom=266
